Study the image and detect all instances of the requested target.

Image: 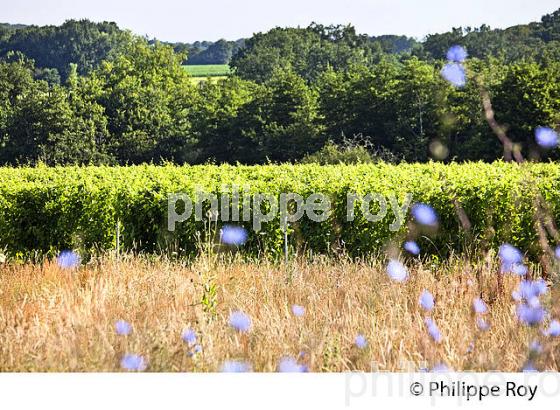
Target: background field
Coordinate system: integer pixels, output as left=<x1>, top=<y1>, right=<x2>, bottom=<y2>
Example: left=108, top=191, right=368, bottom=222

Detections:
left=182, top=64, right=231, bottom=77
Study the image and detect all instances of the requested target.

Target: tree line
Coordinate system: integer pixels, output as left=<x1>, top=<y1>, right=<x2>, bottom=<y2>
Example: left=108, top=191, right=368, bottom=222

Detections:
left=0, top=10, right=559, bottom=165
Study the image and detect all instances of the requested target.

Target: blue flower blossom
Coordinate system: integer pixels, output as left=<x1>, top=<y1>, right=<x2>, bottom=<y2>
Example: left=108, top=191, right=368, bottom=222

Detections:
left=57, top=250, right=80, bottom=269
left=419, top=290, right=435, bottom=311
left=221, top=360, right=251, bottom=372
left=221, top=225, right=248, bottom=246
left=498, top=243, right=524, bottom=273
left=278, top=356, right=308, bottom=373
left=535, top=127, right=559, bottom=149
left=424, top=317, right=442, bottom=343
left=473, top=298, right=488, bottom=314
left=514, top=280, right=548, bottom=302
left=386, top=259, right=409, bottom=282
left=517, top=304, right=546, bottom=326
left=229, top=310, right=252, bottom=332
left=446, top=45, right=468, bottom=63
left=411, top=203, right=438, bottom=226
left=115, top=320, right=132, bottom=336
left=441, top=63, right=466, bottom=88
left=354, top=334, right=367, bottom=349
left=530, top=340, right=542, bottom=353
left=477, top=318, right=490, bottom=331
left=432, top=363, right=452, bottom=372
left=545, top=320, right=560, bottom=337
left=404, top=241, right=420, bottom=256
left=291, top=304, right=305, bottom=317
left=182, top=328, right=197, bottom=345
left=120, top=354, right=147, bottom=371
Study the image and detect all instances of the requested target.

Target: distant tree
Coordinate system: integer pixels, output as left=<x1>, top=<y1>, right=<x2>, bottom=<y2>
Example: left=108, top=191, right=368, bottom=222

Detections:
left=240, top=68, right=325, bottom=162
left=492, top=61, right=560, bottom=159
left=90, top=38, right=198, bottom=163
left=230, top=24, right=372, bottom=83
left=0, top=19, right=132, bottom=80
left=187, top=39, right=236, bottom=64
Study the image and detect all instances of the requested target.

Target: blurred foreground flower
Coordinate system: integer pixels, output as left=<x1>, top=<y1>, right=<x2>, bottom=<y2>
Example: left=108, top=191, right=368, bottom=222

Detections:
left=419, top=290, right=435, bottom=311
left=446, top=45, right=468, bottom=63
left=221, top=360, right=251, bottom=372
left=432, top=363, right=452, bottom=373
left=115, top=320, right=132, bottom=336
left=221, top=225, right=248, bottom=246
left=57, top=250, right=80, bottom=269
left=472, top=298, right=488, bottom=314
left=498, top=243, right=524, bottom=274
left=386, top=259, right=409, bottom=282
left=424, top=317, right=442, bottom=343
left=278, top=356, right=308, bottom=373
left=517, top=304, right=546, bottom=326
left=545, top=320, right=560, bottom=337
left=411, top=203, right=438, bottom=227
left=441, top=63, right=466, bottom=88
left=512, top=279, right=548, bottom=302
left=535, top=127, right=558, bottom=149
left=354, top=334, right=367, bottom=349
left=291, top=304, right=305, bottom=317
left=404, top=241, right=420, bottom=255
left=229, top=310, right=252, bottom=332
left=182, top=328, right=197, bottom=345
left=477, top=318, right=490, bottom=331
left=120, top=354, right=147, bottom=371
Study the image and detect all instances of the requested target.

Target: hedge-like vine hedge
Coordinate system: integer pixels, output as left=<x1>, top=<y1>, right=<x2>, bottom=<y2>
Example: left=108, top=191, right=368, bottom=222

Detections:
left=1, top=163, right=558, bottom=258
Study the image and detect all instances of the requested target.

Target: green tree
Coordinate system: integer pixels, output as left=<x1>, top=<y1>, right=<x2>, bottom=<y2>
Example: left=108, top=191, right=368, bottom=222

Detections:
left=90, top=39, right=198, bottom=163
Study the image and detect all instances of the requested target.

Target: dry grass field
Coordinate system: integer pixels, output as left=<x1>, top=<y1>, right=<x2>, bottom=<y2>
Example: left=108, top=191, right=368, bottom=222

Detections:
left=0, top=254, right=558, bottom=372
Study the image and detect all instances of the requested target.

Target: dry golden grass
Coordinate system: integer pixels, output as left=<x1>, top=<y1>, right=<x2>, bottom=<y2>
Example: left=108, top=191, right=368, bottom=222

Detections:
left=0, top=254, right=559, bottom=372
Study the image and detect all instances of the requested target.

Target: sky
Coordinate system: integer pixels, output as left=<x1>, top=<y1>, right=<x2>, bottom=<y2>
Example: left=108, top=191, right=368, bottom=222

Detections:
left=2, top=0, right=559, bottom=42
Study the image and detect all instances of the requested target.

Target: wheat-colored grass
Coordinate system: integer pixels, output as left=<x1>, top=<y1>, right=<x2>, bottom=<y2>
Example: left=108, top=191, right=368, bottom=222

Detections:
left=0, top=255, right=558, bottom=372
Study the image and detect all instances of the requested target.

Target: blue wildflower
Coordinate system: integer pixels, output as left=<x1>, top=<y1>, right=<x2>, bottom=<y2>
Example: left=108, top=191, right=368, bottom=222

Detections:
left=511, top=264, right=528, bottom=276
left=498, top=244, right=524, bottom=273
left=115, top=320, right=132, bottom=336
left=424, top=317, right=442, bottom=343
left=530, top=340, right=543, bottom=353
left=221, top=225, right=248, bottom=246
left=120, top=354, right=147, bottom=371
left=278, top=356, right=307, bottom=373
left=404, top=241, right=420, bottom=256
left=515, top=280, right=548, bottom=302
left=354, top=334, right=367, bottom=349
left=419, top=290, right=435, bottom=311
left=291, top=304, right=305, bottom=317
left=411, top=203, right=438, bottom=227
left=472, top=298, right=488, bottom=314
left=386, top=259, right=409, bottom=282
left=57, top=250, right=80, bottom=269
left=441, top=63, right=466, bottom=87
left=182, top=328, right=197, bottom=345
left=545, top=320, right=560, bottom=337
left=517, top=304, right=546, bottom=326
left=477, top=318, right=490, bottom=331
left=221, top=360, right=251, bottom=372
left=535, top=127, right=559, bottom=149
left=446, top=45, right=468, bottom=63
left=432, top=363, right=451, bottom=372
left=229, top=310, right=252, bottom=332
